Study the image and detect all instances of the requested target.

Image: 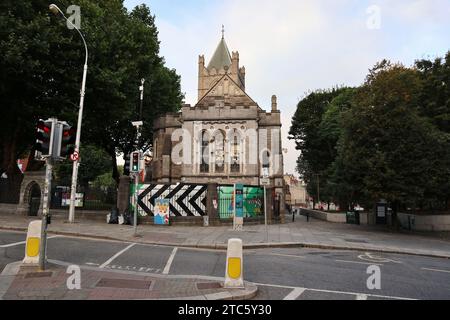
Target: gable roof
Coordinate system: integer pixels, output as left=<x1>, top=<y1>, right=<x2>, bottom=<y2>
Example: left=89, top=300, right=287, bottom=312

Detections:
left=195, top=73, right=259, bottom=108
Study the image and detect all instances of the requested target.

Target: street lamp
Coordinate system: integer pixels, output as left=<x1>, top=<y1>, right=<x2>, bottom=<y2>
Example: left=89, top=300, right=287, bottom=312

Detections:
left=49, top=4, right=88, bottom=223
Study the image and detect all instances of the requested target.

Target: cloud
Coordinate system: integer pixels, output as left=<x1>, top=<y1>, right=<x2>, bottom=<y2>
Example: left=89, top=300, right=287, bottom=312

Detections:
left=136, top=0, right=449, bottom=177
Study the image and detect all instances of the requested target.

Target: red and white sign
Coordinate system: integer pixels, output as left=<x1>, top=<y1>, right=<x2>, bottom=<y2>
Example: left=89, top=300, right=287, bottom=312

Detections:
left=70, top=151, right=79, bottom=161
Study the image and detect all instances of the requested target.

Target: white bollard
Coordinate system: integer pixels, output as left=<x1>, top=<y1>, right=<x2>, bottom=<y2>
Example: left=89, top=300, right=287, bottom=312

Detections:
left=23, top=220, right=42, bottom=264
left=224, top=238, right=244, bottom=288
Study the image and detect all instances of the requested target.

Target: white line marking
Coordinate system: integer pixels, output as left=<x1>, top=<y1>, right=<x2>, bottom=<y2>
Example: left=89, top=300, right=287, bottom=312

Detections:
left=258, top=253, right=306, bottom=259
left=163, top=247, right=178, bottom=275
left=0, top=235, right=59, bottom=248
left=356, top=294, right=368, bottom=300
left=335, top=259, right=383, bottom=266
left=421, top=267, right=450, bottom=274
left=283, top=288, right=306, bottom=300
left=99, top=243, right=136, bottom=269
left=85, top=262, right=100, bottom=266
left=252, top=282, right=417, bottom=300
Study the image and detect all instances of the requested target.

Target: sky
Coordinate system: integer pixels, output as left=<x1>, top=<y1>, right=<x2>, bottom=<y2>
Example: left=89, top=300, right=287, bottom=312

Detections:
left=123, top=0, right=450, bottom=176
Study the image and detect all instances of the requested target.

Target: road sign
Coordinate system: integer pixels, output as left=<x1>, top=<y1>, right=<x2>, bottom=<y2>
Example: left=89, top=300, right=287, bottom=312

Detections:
left=261, top=178, right=270, bottom=186
left=70, top=151, right=79, bottom=161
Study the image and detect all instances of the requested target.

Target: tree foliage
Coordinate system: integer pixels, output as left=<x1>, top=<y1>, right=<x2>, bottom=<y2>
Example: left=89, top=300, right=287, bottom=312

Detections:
left=290, top=54, right=450, bottom=213
left=0, top=0, right=183, bottom=193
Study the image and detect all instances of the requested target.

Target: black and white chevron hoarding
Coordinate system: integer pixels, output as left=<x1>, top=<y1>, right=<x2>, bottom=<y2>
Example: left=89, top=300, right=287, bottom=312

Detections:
left=135, top=184, right=208, bottom=217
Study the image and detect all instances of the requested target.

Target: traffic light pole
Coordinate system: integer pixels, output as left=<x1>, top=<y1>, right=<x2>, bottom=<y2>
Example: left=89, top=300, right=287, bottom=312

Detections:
left=134, top=173, right=139, bottom=237
left=39, top=158, right=53, bottom=271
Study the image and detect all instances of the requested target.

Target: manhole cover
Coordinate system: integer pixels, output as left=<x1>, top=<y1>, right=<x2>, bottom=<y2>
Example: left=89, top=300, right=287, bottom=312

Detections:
left=344, top=239, right=368, bottom=243
left=24, top=272, right=53, bottom=279
left=96, top=278, right=153, bottom=290
left=196, top=282, right=223, bottom=290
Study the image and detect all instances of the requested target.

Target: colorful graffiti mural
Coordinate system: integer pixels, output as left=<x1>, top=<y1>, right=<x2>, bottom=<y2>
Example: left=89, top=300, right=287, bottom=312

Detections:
left=218, top=186, right=264, bottom=219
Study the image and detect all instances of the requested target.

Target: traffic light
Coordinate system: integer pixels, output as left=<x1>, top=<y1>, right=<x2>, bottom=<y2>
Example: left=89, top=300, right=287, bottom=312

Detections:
left=60, top=124, right=76, bottom=158
left=124, top=153, right=131, bottom=175
left=35, top=119, right=53, bottom=157
left=130, top=151, right=140, bottom=173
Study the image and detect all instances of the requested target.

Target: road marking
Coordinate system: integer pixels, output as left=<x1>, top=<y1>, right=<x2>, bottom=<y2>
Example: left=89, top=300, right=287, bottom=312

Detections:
left=0, top=235, right=59, bottom=248
left=421, top=267, right=450, bottom=274
left=260, top=253, right=306, bottom=259
left=358, top=252, right=402, bottom=264
left=335, top=259, right=383, bottom=266
left=163, top=247, right=178, bottom=275
left=283, top=288, right=306, bottom=300
left=85, top=262, right=100, bottom=266
left=356, top=294, right=368, bottom=300
left=252, top=282, right=417, bottom=300
left=99, top=243, right=136, bottom=268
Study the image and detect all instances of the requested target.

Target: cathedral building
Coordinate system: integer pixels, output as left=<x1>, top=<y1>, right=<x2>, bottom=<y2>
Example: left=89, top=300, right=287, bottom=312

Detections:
left=150, top=33, right=284, bottom=195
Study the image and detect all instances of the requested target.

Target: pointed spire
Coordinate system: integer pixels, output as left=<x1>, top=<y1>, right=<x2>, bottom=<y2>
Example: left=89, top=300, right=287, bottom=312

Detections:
left=207, top=27, right=232, bottom=71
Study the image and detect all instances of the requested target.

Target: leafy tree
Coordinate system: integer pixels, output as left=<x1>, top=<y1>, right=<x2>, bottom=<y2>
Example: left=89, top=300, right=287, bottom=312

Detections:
left=0, top=0, right=183, bottom=201
left=335, top=61, right=449, bottom=214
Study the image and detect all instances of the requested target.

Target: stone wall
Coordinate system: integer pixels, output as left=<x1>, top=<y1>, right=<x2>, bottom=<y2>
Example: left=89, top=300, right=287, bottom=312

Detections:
left=397, top=212, right=450, bottom=231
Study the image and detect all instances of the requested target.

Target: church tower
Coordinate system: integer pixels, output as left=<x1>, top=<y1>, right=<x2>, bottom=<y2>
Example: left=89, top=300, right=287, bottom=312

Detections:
left=198, top=26, right=246, bottom=101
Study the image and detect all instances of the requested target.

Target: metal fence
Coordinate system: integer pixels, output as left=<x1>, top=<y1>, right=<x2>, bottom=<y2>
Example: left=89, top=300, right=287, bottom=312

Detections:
left=217, top=185, right=264, bottom=219
left=50, top=185, right=116, bottom=211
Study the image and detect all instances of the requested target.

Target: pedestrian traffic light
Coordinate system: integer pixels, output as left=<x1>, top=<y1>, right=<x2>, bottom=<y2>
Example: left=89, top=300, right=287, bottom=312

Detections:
left=60, top=124, right=76, bottom=158
left=130, top=151, right=140, bottom=173
left=35, top=119, right=53, bottom=157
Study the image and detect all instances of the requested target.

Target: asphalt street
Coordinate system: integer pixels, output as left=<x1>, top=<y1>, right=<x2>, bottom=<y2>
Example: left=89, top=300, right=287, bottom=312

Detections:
left=1, top=230, right=449, bottom=300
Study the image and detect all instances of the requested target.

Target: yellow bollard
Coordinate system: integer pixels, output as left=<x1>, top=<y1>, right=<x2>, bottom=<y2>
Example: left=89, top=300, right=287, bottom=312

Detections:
left=224, top=238, right=244, bottom=288
left=23, top=220, right=42, bottom=264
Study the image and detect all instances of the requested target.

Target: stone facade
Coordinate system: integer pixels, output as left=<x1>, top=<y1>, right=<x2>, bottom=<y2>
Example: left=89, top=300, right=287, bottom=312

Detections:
left=150, top=36, right=284, bottom=197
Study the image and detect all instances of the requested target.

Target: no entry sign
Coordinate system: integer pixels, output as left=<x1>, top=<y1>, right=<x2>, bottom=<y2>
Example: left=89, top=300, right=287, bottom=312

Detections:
left=70, top=151, right=79, bottom=161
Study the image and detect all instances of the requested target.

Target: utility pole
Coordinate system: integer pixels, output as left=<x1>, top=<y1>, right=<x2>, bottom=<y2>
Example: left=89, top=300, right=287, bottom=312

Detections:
left=131, top=79, right=145, bottom=237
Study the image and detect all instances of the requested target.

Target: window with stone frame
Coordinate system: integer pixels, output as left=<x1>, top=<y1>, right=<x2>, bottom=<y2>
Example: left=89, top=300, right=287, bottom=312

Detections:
left=214, top=130, right=225, bottom=173
left=200, top=130, right=210, bottom=173
left=230, top=131, right=241, bottom=173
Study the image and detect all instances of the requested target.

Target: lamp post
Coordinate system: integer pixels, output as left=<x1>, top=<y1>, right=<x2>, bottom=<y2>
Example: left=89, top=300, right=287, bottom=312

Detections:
left=49, top=4, right=88, bottom=223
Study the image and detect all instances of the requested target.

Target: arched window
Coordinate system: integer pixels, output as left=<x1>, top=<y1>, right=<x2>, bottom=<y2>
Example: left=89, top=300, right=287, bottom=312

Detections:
left=200, top=130, right=210, bottom=173
left=230, top=130, right=241, bottom=173
left=214, top=130, right=225, bottom=173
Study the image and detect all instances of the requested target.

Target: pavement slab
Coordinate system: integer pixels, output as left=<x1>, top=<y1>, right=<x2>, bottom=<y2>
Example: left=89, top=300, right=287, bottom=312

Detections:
left=0, top=262, right=257, bottom=300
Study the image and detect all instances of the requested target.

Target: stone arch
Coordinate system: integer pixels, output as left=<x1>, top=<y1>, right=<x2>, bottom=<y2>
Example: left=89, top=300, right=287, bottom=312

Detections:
left=25, top=182, right=41, bottom=217
left=17, top=171, right=45, bottom=216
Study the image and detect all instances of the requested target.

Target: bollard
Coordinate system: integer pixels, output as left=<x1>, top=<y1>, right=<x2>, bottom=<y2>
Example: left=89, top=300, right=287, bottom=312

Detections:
left=224, top=238, right=244, bottom=289
left=23, top=220, right=43, bottom=264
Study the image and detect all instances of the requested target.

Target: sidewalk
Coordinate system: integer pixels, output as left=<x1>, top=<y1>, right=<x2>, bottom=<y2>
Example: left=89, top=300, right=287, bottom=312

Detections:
left=0, top=261, right=256, bottom=300
left=1, top=213, right=450, bottom=259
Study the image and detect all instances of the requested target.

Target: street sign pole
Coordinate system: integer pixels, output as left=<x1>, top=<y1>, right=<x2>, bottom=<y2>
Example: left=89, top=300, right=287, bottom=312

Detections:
left=264, top=185, right=267, bottom=243
left=134, top=172, right=138, bottom=237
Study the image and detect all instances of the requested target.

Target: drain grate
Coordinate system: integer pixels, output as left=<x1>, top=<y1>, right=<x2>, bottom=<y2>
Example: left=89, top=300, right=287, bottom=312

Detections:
left=24, top=272, right=53, bottom=279
left=196, top=282, right=223, bottom=290
left=96, top=278, right=153, bottom=290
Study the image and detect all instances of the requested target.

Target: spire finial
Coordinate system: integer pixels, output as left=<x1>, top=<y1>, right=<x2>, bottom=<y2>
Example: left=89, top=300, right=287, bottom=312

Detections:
left=221, top=25, right=225, bottom=39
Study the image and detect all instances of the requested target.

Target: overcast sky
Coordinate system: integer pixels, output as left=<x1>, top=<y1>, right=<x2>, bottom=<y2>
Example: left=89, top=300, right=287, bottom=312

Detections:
left=123, top=0, right=450, bottom=176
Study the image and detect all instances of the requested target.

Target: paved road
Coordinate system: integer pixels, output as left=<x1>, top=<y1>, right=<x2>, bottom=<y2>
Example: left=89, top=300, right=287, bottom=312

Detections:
left=1, top=230, right=449, bottom=300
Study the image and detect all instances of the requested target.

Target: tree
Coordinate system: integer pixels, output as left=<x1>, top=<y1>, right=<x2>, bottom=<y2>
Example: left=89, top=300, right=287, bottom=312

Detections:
left=335, top=61, right=449, bottom=214
left=289, top=87, right=353, bottom=208
left=0, top=0, right=83, bottom=198
left=0, top=1, right=183, bottom=201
